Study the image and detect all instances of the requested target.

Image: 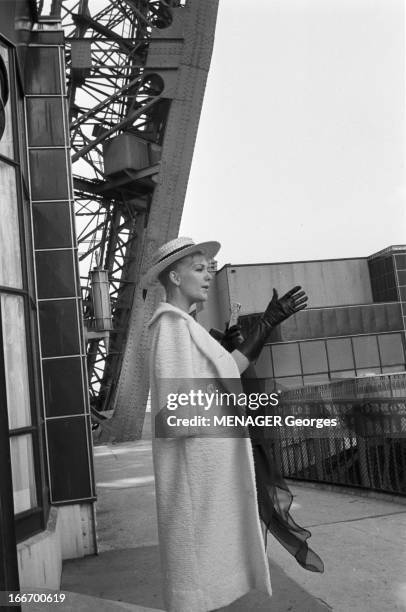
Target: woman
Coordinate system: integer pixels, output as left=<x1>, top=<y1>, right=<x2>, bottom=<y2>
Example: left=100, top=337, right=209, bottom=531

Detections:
left=142, top=236, right=307, bottom=612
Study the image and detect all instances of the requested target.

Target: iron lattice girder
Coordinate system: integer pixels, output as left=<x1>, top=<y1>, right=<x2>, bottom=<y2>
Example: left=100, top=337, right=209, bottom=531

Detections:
left=100, top=0, right=220, bottom=441
left=55, top=1, right=186, bottom=419
left=49, top=0, right=218, bottom=435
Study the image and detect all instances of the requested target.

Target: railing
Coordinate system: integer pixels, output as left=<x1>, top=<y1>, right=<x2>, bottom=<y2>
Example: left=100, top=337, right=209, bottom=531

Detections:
left=272, top=373, right=406, bottom=495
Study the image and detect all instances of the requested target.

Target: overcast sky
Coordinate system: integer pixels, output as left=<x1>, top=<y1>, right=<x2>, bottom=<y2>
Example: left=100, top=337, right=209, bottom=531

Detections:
left=180, top=0, right=406, bottom=267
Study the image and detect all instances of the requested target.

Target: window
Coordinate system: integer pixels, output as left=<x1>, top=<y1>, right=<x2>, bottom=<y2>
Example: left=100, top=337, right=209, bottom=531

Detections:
left=352, top=336, right=380, bottom=369
left=395, top=254, right=406, bottom=269
left=9, top=435, right=37, bottom=514
left=330, top=370, right=356, bottom=380
left=381, top=365, right=405, bottom=374
left=0, top=162, right=23, bottom=288
left=326, top=338, right=354, bottom=372
left=0, top=40, right=47, bottom=542
left=378, top=333, right=405, bottom=366
left=300, top=340, right=328, bottom=374
left=272, top=343, right=301, bottom=377
left=356, top=367, right=381, bottom=377
left=1, top=295, right=31, bottom=429
left=303, top=373, right=329, bottom=386
left=274, top=376, right=303, bottom=390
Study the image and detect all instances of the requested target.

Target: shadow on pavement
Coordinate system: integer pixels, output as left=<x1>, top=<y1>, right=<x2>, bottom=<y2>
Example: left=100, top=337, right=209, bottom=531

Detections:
left=62, top=545, right=331, bottom=611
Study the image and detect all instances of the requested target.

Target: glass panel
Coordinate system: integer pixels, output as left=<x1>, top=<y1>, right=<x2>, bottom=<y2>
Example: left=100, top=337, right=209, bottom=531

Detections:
left=330, top=370, right=356, bottom=380
left=9, top=434, right=37, bottom=513
left=29, top=149, right=69, bottom=200
left=43, top=357, right=85, bottom=417
left=356, top=367, right=381, bottom=377
left=26, top=98, right=65, bottom=147
left=47, top=416, right=93, bottom=502
left=395, top=254, right=406, bottom=269
left=300, top=340, right=328, bottom=374
left=381, top=365, right=405, bottom=374
left=1, top=294, right=31, bottom=429
left=32, top=201, right=72, bottom=249
left=254, top=346, right=273, bottom=377
left=399, top=287, right=406, bottom=301
left=35, top=249, right=76, bottom=299
left=303, top=373, right=329, bottom=385
left=272, top=343, right=301, bottom=377
left=0, top=46, right=14, bottom=159
left=0, top=162, right=23, bottom=288
left=25, top=47, right=61, bottom=95
left=378, top=333, right=405, bottom=366
left=352, top=336, right=380, bottom=368
left=274, top=376, right=303, bottom=390
left=396, top=270, right=406, bottom=286
left=39, top=299, right=80, bottom=357
left=326, top=338, right=354, bottom=371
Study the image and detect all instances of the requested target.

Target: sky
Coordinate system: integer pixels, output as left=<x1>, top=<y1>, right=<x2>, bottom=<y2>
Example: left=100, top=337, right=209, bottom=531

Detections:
left=180, top=0, right=406, bottom=268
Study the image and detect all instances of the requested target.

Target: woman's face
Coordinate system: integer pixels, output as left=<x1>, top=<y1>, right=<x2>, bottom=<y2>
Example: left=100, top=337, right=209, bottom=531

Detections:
left=172, top=253, right=212, bottom=305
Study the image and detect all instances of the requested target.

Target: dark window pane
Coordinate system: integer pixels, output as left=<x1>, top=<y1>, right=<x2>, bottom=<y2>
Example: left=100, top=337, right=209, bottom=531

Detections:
left=43, top=357, right=85, bottom=417
left=395, top=254, right=406, bottom=269
left=26, top=98, right=65, bottom=147
left=326, top=338, right=354, bottom=371
left=274, top=376, right=303, bottom=390
left=272, top=343, right=301, bottom=377
left=300, top=341, right=328, bottom=374
left=386, top=288, right=398, bottom=301
left=35, top=250, right=76, bottom=299
left=46, top=416, right=93, bottom=502
left=397, top=270, right=406, bottom=286
left=39, top=300, right=80, bottom=357
left=385, top=257, right=394, bottom=273
left=29, top=150, right=69, bottom=200
left=32, top=202, right=72, bottom=249
left=352, top=336, right=380, bottom=368
left=378, top=334, right=405, bottom=366
left=25, top=48, right=61, bottom=94
left=400, top=287, right=406, bottom=301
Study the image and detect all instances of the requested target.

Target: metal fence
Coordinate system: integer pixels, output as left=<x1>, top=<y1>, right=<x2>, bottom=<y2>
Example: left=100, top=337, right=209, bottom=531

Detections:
left=272, top=373, right=406, bottom=495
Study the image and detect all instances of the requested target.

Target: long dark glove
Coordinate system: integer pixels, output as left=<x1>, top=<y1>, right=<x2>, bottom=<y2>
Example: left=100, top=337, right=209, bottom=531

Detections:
left=209, top=324, right=244, bottom=352
left=237, top=285, right=308, bottom=362
left=210, top=314, right=323, bottom=572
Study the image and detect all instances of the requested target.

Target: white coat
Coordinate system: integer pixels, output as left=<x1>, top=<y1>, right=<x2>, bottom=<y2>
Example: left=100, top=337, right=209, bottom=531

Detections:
left=148, top=302, right=272, bottom=612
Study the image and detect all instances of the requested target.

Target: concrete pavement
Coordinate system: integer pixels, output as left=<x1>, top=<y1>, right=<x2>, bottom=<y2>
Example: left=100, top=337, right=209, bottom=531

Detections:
left=55, top=439, right=406, bottom=611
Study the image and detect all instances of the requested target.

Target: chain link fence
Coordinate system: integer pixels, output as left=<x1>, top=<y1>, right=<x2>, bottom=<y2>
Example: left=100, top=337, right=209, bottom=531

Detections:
left=270, top=373, right=406, bottom=495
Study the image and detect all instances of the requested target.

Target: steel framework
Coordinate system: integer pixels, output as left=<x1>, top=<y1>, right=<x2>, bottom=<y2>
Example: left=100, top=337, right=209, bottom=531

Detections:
left=36, top=0, right=219, bottom=440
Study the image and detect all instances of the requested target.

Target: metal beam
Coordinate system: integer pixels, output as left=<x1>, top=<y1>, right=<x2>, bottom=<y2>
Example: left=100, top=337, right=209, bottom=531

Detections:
left=71, top=97, right=160, bottom=162
left=99, top=0, right=220, bottom=442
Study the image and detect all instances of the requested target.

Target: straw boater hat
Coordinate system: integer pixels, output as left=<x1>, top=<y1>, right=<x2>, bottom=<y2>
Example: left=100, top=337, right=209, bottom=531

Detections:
left=141, top=236, right=220, bottom=288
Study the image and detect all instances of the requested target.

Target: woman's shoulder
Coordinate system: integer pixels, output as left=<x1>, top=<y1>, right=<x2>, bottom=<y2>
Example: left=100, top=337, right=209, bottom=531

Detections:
left=148, top=302, right=191, bottom=328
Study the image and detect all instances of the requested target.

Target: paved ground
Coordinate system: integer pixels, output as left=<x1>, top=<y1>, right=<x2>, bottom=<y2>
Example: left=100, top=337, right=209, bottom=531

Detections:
left=55, top=439, right=406, bottom=612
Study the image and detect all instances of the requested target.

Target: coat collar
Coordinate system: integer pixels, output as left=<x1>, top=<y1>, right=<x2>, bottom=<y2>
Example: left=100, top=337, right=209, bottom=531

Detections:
left=148, top=301, right=193, bottom=328
left=149, top=302, right=241, bottom=387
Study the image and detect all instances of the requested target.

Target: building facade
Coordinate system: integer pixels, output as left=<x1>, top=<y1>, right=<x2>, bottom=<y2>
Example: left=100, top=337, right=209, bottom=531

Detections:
left=197, top=246, right=406, bottom=389
left=0, top=1, right=96, bottom=593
